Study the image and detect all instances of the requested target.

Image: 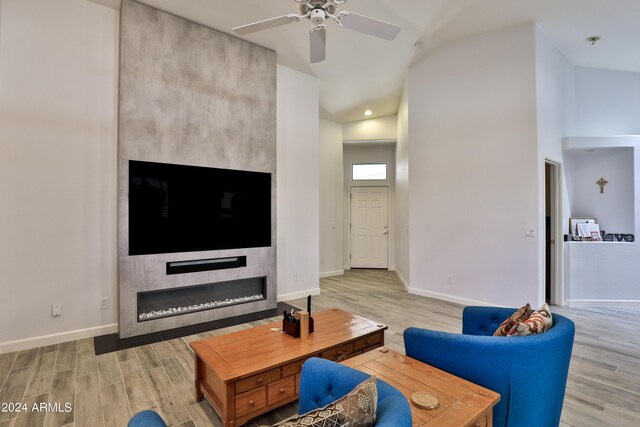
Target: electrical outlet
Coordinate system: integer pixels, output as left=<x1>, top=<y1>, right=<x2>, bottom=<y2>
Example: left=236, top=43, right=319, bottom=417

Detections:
left=447, top=274, right=454, bottom=284
left=100, top=297, right=109, bottom=310
left=52, top=304, right=62, bottom=317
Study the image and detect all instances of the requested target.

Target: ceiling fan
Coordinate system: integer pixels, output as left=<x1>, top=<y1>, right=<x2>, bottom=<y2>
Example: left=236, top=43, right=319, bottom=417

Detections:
left=232, top=0, right=402, bottom=63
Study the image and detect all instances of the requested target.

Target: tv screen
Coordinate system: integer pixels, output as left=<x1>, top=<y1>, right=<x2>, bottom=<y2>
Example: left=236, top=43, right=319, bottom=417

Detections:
left=128, top=160, right=271, bottom=256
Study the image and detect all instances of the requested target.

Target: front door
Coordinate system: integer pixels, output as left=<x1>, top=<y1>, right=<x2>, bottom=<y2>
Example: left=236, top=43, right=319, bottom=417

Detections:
left=350, top=186, right=389, bottom=269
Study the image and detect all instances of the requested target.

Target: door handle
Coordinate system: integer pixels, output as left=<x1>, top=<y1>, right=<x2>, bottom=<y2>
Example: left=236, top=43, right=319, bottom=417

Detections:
left=382, top=231, right=388, bottom=235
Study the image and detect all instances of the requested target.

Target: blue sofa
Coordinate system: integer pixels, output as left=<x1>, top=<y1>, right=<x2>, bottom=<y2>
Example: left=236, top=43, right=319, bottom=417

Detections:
left=404, top=306, right=575, bottom=427
left=298, top=357, right=412, bottom=427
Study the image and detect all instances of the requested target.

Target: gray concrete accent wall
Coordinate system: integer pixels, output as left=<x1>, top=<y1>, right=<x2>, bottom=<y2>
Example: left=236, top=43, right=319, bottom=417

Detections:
left=118, top=0, right=277, bottom=338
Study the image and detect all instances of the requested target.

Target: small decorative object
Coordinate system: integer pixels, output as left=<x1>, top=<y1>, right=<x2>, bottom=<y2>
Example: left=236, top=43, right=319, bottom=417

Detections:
left=282, top=296, right=314, bottom=338
left=623, top=234, right=635, bottom=242
left=596, top=177, right=608, bottom=193
left=590, top=231, right=602, bottom=241
left=299, top=311, right=310, bottom=340
left=569, top=217, right=598, bottom=240
left=604, top=234, right=615, bottom=241
left=615, top=234, right=625, bottom=242
left=411, top=392, right=439, bottom=410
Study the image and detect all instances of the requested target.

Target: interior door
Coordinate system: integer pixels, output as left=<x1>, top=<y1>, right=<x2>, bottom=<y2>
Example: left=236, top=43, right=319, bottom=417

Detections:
left=350, top=186, right=389, bottom=269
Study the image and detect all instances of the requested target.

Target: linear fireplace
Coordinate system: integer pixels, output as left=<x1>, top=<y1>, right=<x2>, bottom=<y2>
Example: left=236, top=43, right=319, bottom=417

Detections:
left=137, top=277, right=266, bottom=322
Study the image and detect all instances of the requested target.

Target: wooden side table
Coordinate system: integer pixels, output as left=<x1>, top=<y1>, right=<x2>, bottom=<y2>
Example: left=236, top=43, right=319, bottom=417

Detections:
left=342, top=348, right=500, bottom=427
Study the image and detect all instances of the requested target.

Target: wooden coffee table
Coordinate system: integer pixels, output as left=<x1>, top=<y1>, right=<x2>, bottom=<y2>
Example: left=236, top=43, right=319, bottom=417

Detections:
left=190, top=308, right=387, bottom=426
left=342, top=348, right=500, bottom=427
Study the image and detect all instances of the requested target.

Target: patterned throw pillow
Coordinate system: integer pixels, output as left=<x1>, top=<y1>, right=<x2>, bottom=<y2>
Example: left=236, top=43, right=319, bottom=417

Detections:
left=507, top=303, right=553, bottom=336
left=274, top=375, right=378, bottom=427
left=493, top=303, right=532, bottom=336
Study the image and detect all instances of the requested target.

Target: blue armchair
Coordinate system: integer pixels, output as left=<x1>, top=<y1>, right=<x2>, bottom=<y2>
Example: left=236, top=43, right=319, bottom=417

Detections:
left=128, top=410, right=167, bottom=427
left=298, top=357, right=412, bottom=427
left=404, top=306, right=575, bottom=427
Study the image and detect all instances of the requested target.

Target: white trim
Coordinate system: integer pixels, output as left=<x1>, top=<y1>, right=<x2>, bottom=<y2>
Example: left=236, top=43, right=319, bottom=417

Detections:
left=396, top=270, right=410, bottom=292
left=0, top=323, right=118, bottom=354
left=277, top=288, right=321, bottom=302
left=407, top=288, right=497, bottom=307
left=566, top=299, right=640, bottom=308
left=320, top=270, right=344, bottom=278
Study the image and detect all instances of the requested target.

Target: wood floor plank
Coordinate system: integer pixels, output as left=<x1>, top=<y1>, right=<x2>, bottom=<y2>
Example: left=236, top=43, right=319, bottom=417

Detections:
left=151, top=342, right=174, bottom=360
left=135, top=345, right=160, bottom=371
left=0, top=353, right=18, bottom=390
left=12, top=349, right=38, bottom=370
left=0, top=368, right=33, bottom=422
left=116, top=348, right=137, bottom=363
left=75, top=339, right=96, bottom=378
left=186, top=401, right=223, bottom=427
left=165, top=340, right=194, bottom=381
left=144, top=366, right=190, bottom=426
left=160, top=357, right=197, bottom=407
left=175, top=421, right=196, bottom=427
left=96, top=352, right=121, bottom=387
left=44, top=369, right=75, bottom=427
left=55, top=342, right=77, bottom=373
left=14, top=393, right=48, bottom=427
left=119, top=358, right=155, bottom=413
left=38, top=345, right=59, bottom=355
left=101, top=382, right=131, bottom=427
left=0, top=419, right=15, bottom=427
left=24, top=352, right=56, bottom=398
left=74, top=373, right=103, bottom=427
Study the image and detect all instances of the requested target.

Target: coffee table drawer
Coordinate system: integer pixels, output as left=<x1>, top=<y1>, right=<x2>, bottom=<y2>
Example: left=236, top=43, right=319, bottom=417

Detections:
left=353, top=333, right=381, bottom=351
left=268, top=376, right=295, bottom=405
left=236, top=368, right=281, bottom=394
left=321, top=343, right=354, bottom=361
left=235, top=387, right=266, bottom=418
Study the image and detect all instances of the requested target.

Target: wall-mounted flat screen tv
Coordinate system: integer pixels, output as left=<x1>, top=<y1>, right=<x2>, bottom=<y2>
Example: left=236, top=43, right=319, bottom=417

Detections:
left=129, top=160, right=271, bottom=256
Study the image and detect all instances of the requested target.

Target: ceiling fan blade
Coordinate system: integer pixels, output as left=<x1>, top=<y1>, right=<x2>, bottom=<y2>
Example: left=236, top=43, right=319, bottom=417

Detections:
left=233, top=14, right=300, bottom=36
left=310, top=26, right=326, bottom=63
left=337, top=11, right=401, bottom=41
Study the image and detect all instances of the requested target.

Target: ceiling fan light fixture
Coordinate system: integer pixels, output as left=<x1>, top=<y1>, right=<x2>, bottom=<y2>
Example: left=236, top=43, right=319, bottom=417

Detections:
left=364, top=110, right=373, bottom=116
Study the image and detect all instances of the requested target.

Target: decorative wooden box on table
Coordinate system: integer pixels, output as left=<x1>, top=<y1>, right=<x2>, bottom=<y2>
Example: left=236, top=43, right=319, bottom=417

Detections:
left=190, top=308, right=387, bottom=427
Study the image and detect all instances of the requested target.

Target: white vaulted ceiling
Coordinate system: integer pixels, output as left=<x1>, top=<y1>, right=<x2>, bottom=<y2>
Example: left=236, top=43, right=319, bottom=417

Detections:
left=98, top=0, right=640, bottom=122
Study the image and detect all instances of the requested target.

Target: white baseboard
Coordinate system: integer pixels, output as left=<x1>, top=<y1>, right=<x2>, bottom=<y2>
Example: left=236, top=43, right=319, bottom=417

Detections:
left=0, top=323, right=118, bottom=354
left=395, top=270, right=409, bottom=292
left=407, top=288, right=496, bottom=307
left=319, top=270, right=344, bottom=279
left=566, top=299, right=640, bottom=308
left=277, top=288, right=321, bottom=302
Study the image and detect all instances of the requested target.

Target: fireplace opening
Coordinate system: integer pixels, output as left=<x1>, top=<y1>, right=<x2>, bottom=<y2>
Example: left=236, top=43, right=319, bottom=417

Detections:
left=137, top=277, right=266, bottom=322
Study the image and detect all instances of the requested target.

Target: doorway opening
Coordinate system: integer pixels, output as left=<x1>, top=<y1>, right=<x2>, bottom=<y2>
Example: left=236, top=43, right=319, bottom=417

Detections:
left=545, top=160, right=562, bottom=305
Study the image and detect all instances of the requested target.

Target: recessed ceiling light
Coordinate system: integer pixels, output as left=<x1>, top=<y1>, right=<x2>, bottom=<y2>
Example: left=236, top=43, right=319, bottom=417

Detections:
left=364, top=110, right=373, bottom=116
left=587, top=35, right=601, bottom=45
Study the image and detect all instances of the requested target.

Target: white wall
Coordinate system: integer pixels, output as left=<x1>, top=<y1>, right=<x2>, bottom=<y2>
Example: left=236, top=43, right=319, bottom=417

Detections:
left=276, top=65, right=321, bottom=300
left=564, top=148, right=634, bottom=234
left=573, top=67, right=640, bottom=136
left=319, top=119, right=344, bottom=277
left=534, top=26, right=574, bottom=304
left=342, top=115, right=398, bottom=142
left=343, top=144, right=396, bottom=270
left=0, top=0, right=119, bottom=351
left=407, top=24, right=541, bottom=308
left=395, top=83, right=410, bottom=287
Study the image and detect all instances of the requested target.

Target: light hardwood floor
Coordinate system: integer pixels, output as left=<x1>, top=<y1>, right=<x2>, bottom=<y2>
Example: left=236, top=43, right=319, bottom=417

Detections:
left=0, top=269, right=639, bottom=427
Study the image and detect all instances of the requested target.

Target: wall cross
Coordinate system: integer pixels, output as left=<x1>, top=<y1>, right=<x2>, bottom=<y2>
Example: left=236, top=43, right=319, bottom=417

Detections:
left=596, top=177, right=608, bottom=194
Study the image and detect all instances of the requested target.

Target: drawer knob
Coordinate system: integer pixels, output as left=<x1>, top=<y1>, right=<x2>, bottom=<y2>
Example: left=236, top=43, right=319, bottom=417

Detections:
left=366, top=339, right=371, bottom=344
left=257, top=378, right=264, bottom=385
left=279, top=388, right=286, bottom=394
left=249, top=400, right=255, bottom=406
